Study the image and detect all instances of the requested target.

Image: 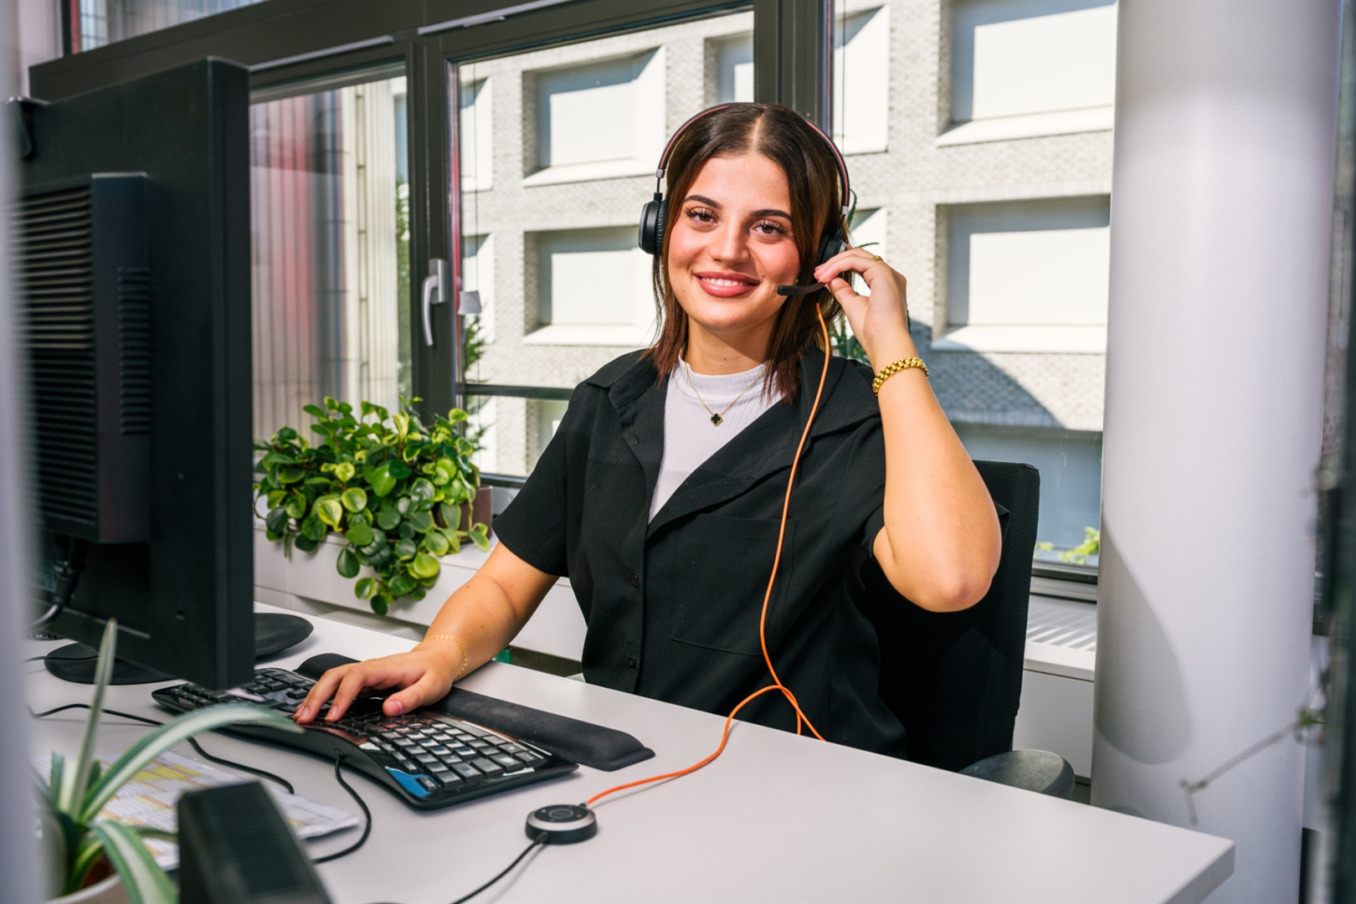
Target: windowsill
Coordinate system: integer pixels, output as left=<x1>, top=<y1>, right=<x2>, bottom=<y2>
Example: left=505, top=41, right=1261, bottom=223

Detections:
left=522, top=159, right=654, bottom=187
left=524, top=323, right=656, bottom=347
left=938, top=106, right=1113, bottom=147
left=931, top=324, right=1106, bottom=354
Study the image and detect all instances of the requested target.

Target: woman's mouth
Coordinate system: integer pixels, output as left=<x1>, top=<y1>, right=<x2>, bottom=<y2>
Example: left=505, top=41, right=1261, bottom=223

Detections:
left=696, top=272, right=759, bottom=297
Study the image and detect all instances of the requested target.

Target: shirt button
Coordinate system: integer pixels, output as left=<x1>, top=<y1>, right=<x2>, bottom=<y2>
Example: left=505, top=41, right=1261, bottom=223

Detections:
left=628, top=573, right=640, bottom=588
left=626, top=656, right=637, bottom=669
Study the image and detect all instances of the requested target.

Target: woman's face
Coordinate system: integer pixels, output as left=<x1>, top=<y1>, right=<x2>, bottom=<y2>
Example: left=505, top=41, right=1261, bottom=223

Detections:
left=666, top=152, right=802, bottom=360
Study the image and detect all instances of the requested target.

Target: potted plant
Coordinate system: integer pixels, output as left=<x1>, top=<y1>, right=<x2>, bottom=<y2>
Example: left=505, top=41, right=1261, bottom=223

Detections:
left=254, top=398, right=490, bottom=616
left=38, top=620, right=301, bottom=903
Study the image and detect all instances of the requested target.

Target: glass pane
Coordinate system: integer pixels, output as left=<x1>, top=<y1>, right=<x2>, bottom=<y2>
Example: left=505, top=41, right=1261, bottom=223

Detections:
left=251, top=68, right=411, bottom=443
left=455, top=7, right=753, bottom=478
left=73, top=0, right=265, bottom=53
left=831, top=0, right=1117, bottom=565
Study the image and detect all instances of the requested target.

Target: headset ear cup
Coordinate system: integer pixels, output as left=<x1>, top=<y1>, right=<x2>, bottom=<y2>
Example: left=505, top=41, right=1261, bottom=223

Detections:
left=817, top=228, right=847, bottom=266
left=639, top=198, right=667, bottom=256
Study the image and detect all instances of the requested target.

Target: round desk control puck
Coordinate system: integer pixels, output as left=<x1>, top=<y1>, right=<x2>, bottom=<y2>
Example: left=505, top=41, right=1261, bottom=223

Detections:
left=525, top=804, right=597, bottom=844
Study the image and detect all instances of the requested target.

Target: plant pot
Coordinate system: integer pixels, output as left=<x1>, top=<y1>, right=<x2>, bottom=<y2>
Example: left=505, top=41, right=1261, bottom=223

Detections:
left=462, top=485, right=493, bottom=534
left=49, top=874, right=130, bottom=904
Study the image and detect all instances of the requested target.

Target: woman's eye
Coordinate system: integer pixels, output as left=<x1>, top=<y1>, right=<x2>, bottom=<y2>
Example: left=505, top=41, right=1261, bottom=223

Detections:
left=753, top=220, right=788, bottom=237
left=685, top=207, right=716, bottom=224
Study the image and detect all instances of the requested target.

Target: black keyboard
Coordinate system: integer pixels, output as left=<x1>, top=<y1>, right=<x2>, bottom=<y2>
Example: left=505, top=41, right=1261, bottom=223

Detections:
left=152, top=667, right=578, bottom=810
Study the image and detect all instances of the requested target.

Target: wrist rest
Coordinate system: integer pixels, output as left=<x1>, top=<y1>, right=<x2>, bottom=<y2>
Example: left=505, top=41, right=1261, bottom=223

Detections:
left=295, top=653, right=655, bottom=772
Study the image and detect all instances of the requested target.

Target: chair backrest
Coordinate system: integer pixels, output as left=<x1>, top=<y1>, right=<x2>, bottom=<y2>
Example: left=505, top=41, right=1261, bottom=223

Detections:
left=859, top=460, right=1040, bottom=771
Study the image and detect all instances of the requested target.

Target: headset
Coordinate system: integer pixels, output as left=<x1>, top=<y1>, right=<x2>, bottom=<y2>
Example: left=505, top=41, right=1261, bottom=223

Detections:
left=637, top=103, right=853, bottom=296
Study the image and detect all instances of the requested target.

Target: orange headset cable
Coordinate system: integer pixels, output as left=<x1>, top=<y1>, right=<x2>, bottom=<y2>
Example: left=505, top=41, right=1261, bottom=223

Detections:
left=587, top=303, right=835, bottom=807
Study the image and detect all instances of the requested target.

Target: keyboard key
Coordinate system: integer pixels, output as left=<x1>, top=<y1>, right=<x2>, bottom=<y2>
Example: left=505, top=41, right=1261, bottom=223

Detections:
left=470, top=757, right=504, bottom=777
left=490, top=754, right=521, bottom=770
left=451, top=762, right=483, bottom=780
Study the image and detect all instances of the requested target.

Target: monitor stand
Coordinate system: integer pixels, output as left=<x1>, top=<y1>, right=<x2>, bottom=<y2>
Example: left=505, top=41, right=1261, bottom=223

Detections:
left=44, top=612, right=315, bottom=685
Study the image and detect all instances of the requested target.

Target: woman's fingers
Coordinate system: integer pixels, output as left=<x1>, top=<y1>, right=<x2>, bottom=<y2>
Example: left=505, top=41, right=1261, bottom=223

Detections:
left=292, top=654, right=436, bottom=724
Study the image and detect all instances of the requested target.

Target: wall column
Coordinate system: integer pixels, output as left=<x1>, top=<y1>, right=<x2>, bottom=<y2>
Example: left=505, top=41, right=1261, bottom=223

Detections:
left=1093, top=2, right=1340, bottom=901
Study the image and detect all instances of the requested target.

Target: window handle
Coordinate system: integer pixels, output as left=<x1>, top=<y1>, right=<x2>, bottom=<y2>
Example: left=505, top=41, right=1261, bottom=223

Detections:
left=422, top=257, right=448, bottom=346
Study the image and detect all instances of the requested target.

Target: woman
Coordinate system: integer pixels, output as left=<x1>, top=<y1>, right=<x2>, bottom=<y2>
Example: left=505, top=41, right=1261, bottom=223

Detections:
left=296, top=103, right=1001, bottom=756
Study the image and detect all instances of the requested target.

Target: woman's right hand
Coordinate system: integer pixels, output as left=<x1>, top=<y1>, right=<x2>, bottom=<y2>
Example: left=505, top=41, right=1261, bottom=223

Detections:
left=292, top=643, right=463, bottom=724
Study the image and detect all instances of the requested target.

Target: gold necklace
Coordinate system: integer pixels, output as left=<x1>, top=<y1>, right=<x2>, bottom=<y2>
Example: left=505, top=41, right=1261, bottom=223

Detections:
left=682, top=360, right=763, bottom=426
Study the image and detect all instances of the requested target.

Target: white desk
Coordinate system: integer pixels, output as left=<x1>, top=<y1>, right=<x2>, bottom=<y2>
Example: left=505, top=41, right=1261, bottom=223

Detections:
left=27, top=606, right=1233, bottom=903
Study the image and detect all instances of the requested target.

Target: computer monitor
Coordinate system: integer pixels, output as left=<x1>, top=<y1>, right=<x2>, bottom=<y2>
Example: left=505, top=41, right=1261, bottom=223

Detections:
left=14, top=58, right=255, bottom=690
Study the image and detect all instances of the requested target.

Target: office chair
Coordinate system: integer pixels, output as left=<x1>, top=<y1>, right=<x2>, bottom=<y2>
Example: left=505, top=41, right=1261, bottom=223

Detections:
left=859, top=460, right=1075, bottom=798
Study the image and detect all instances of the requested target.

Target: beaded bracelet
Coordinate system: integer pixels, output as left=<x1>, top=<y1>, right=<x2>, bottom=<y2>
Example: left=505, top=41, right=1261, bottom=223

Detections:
left=419, top=634, right=469, bottom=679
left=872, top=357, right=929, bottom=396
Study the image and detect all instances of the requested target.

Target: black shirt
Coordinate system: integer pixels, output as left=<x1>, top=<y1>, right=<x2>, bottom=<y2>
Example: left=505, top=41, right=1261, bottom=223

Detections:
left=493, top=348, right=907, bottom=756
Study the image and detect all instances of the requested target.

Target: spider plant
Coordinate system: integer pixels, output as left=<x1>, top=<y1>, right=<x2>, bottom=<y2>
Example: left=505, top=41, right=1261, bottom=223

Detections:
left=37, top=619, right=303, bottom=902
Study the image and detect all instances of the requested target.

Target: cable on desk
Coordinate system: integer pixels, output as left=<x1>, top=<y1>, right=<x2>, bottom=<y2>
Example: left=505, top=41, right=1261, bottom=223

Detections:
left=312, top=756, right=372, bottom=865
left=27, top=703, right=297, bottom=795
left=446, top=837, right=544, bottom=904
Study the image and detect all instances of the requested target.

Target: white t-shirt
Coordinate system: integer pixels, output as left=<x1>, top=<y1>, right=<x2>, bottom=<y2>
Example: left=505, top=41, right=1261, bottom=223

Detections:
left=649, top=358, right=781, bottom=521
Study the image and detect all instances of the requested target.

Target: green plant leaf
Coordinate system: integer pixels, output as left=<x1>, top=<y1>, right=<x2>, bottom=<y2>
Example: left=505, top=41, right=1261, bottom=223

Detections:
left=346, top=521, right=374, bottom=548
left=409, top=478, right=435, bottom=506
left=265, top=506, right=290, bottom=536
left=393, top=538, right=418, bottom=559
left=408, top=552, right=440, bottom=580
left=388, top=459, right=412, bottom=480
left=275, top=426, right=298, bottom=442
left=398, top=521, right=416, bottom=540
left=437, top=501, right=459, bottom=525
left=409, top=511, right=434, bottom=533
left=333, top=462, right=356, bottom=483
left=294, top=535, right=320, bottom=553
left=301, top=515, right=327, bottom=542
left=61, top=621, right=119, bottom=815
left=276, top=466, right=306, bottom=484
left=469, top=524, right=491, bottom=551
left=355, top=577, right=378, bottom=600
left=87, top=820, right=175, bottom=904
left=81, top=704, right=300, bottom=822
left=358, top=529, right=387, bottom=557
left=389, top=573, right=416, bottom=598
left=371, top=595, right=389, bottom=617
left=336, top=547, right=360, bottom=579
left=314, top=496, right=344, bottom=530
left=341, top=487, right=368, bottom=513
left=376, top=507, right=401, bottom=531
left=364, top=462, right=397, bottom=498
left=284, top=494, right=307, bottom=519
left=423, top=529, right=450, bottom=556
left=396, top=496, right=413, bottom=516
left=303, top=403, right=327, bottom=419
left=304, top=476, right=333, bottom=487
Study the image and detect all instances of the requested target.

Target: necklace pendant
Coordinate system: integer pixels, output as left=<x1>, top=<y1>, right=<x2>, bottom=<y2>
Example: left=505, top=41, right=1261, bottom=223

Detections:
left=710, top=413, right=723, bottom=426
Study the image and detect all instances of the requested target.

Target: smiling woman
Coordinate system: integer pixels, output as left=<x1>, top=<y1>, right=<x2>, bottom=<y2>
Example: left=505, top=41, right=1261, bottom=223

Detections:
left=294, top=102, right=1001, bottom=761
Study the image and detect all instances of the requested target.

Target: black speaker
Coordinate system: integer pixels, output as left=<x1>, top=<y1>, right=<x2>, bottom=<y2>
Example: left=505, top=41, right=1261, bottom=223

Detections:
left=178, top=781, right=332, bottom=904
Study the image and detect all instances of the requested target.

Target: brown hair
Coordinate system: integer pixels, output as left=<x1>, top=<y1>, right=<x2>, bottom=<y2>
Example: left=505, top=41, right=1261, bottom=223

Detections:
left=645, top=103, right=848, bottom=400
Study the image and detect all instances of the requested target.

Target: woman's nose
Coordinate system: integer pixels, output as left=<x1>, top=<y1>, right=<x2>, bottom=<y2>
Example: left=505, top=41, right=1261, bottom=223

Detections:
left=710, top=222, right=749, bottom=262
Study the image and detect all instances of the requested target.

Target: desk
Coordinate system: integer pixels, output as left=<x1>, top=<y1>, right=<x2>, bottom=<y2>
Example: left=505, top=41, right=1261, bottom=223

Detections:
left=27, top=605, right=1233, bottom=903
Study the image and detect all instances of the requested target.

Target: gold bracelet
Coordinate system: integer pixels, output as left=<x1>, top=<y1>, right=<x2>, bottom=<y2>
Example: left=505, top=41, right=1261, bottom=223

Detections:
left=872, top=357, right=929, bottom=395
left=419, top=634, right=469, bottom=679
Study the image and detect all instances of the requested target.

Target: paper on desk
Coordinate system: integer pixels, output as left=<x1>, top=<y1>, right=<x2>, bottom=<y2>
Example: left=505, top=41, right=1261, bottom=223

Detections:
left=37, top=750, right=360, bottom=870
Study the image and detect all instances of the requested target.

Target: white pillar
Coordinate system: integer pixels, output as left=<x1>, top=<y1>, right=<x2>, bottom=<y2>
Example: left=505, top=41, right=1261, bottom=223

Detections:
left=1093, top=2, right=1340, bottom=902
left=0, top=4, right=43, bottom=901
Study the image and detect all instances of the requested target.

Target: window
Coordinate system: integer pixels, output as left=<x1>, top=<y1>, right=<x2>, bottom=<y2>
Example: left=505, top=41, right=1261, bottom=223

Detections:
left=250, top=68, right=411, bottom=442
left=522, top=50, right=667, bottom=186
left=833, top=4, right=890, bottom=154
left=834, top=0, right=1114, bottom=570
left=938, top=197, right=1110, bottom=353
left=944, top=0, right=1118, bottom=145
left=70, top=0, right=264, bottom=52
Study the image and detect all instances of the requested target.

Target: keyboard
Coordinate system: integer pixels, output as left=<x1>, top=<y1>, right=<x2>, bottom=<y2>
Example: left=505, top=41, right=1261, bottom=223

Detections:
left=152, top=667, right=578, bottom=810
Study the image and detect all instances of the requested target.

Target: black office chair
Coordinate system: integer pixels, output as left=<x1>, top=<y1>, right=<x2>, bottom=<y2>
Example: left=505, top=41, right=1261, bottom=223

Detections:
left=858, top=460, right=1075, bottom=798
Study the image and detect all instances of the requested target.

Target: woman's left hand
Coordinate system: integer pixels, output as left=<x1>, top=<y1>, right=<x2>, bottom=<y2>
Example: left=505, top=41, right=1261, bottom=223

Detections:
left=814, top=249, right=913, bottom=367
